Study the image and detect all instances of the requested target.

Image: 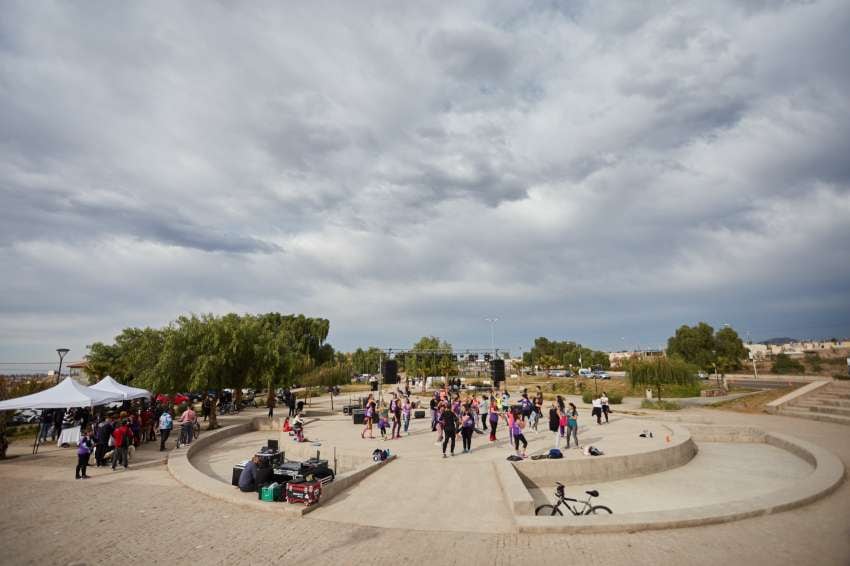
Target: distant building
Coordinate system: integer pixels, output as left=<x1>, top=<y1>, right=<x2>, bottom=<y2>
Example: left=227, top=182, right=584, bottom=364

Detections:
left=757, top=339, right=849, bottom=358
left=608, top=349, right=664, bottom=368
left=744, top=343, right=770, bottom=360
left=68, top=360, right=91, bottom=384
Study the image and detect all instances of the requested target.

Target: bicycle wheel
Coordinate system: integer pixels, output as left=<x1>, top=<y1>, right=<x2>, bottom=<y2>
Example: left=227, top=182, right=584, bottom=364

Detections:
left=535, top=504, right=563, bottom=516
left=193, top=423, right=200, bottom=439
left=586, top=505, right=613, bottom=515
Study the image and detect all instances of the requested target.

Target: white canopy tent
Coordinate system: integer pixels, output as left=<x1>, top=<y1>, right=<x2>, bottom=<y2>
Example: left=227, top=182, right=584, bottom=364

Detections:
left=89, top=375, right=151, bottom=401
left=0, top=377, right=124, bottom=411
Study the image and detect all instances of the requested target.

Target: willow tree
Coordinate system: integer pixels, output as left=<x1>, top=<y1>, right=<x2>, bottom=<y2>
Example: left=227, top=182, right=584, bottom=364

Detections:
left=626, top=357, right=697, bottom=401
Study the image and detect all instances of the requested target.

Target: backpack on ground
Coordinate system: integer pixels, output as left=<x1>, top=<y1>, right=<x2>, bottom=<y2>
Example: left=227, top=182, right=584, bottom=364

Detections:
left=548, top=448, right=563, bottom=459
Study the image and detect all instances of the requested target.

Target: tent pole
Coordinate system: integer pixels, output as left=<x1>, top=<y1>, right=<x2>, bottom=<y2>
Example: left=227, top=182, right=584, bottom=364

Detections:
left=32, top=417, right=41, bottom=455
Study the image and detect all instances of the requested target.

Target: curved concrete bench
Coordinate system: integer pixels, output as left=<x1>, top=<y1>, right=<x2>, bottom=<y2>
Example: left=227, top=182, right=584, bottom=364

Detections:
left=514, top=426, right=845, bottom=533
left=512, top=423, right=697, bottom=488
left=167, top=417, right=395, bottom=517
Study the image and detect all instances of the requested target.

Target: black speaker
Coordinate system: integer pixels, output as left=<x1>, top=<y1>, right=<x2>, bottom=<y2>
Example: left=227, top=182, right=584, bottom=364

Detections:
left=382, top=359, right=399, bottom=384
left=490, top=359, right=505, bottom=383
left=352, top=409, right=366, bottom=425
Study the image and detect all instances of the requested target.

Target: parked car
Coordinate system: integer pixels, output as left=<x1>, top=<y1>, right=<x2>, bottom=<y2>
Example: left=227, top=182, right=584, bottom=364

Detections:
left=578, top=368, right=593, bottom=378
left=696, top=371, right=709, bottom=380
left=592, top=370, right=610, bottom=380
left=548, top=369, right=568, bottom=377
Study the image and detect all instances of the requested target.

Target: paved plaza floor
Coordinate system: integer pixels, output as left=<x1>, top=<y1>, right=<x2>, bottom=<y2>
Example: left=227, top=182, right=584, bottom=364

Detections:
left=0, top=398, right=848, bottom=566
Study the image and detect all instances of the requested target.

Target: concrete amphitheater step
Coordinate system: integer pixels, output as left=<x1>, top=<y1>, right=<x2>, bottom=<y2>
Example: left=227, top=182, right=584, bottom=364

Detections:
left=789, top=403, right=850, bottom=417
left=780, top=407, right=850, bottom=425
left=801, top=398, right=850, bottom=408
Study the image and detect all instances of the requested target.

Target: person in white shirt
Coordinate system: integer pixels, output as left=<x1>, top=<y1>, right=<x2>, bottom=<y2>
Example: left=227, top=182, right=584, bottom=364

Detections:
left=591, top=396, right=603, bottom=425
left=600, top=392, right=610, bottom=423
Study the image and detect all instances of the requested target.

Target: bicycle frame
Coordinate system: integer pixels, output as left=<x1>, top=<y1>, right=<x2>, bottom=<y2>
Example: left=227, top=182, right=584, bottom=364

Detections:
left=554, top=495, right=592, bottom=516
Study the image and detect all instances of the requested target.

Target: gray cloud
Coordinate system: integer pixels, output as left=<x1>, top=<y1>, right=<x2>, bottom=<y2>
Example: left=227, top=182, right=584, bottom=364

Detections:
left=1, top=0, right=849, bottom=366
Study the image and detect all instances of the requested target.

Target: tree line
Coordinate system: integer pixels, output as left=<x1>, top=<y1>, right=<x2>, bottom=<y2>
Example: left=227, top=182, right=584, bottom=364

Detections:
left=522, top=337, right=611, bottom=371
left=86, top=313, right=342, bottom=427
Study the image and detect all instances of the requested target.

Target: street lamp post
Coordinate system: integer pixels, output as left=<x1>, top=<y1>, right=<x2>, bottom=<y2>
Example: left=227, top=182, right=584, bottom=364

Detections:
left=56, top=348, right=69, bottom=384
left=34, top=348, right=69, bottom=454
left=485, top=318, right=498, bottom=357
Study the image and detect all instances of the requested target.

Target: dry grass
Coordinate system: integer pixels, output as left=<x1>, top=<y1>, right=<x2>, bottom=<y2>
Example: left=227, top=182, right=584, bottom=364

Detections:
left=709, top=386, right=801, bottom=414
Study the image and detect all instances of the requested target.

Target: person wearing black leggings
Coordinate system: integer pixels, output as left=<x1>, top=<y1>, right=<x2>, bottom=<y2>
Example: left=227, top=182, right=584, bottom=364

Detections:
left=440, top=407, right=458, bottom=457
left=460, top=409, right=475, bottom=453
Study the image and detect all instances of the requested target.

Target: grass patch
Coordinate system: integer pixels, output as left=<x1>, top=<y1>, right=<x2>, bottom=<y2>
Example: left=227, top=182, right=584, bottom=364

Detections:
left=640, top=399, right=681, bottom=411
left=710, top=386, right=800, bottom=413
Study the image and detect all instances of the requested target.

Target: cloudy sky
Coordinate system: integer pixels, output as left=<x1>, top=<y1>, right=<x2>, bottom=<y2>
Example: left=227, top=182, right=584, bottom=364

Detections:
left=2, top=0, right=849, bottom=368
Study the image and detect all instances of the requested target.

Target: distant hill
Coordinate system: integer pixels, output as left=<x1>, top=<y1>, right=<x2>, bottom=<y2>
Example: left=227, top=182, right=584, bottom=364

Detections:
left=760, top=337, right=797, bottom=345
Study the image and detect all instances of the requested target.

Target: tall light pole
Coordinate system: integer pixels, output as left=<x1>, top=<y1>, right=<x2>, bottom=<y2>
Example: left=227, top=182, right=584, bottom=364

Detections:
left=56, top=348, right=69, bottom=384
left=485, top=318, right=498, bottom=357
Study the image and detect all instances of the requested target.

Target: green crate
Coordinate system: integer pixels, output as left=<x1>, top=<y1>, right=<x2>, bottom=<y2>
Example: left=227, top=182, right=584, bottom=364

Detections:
left=261, top=483, right=281, bottom=502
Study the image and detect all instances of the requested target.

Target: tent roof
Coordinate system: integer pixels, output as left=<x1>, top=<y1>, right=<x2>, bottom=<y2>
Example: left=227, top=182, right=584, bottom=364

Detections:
left=0, top=377, right=124, bottom=411
left=90, top=376, right=151, bottom=401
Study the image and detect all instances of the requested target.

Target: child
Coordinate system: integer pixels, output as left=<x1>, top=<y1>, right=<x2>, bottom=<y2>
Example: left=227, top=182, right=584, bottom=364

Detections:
left=378, top=414, right=389, bottom=440
left=76, top=428, right=93, bottom=479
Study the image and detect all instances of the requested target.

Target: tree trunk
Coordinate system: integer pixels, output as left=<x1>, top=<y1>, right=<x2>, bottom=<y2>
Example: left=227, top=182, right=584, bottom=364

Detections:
left=208, top=393, right=219, bottom=430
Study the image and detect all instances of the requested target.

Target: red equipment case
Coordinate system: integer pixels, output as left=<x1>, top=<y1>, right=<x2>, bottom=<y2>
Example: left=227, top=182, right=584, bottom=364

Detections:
left=286, top=480, right=322, bottom=506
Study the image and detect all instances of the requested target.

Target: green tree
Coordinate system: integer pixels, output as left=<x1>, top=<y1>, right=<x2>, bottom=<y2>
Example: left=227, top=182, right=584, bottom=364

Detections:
left=666, top=323, right=746, bottom=372
left=627, top=357, right=698, bottom=401
left=772, top=353, right=804, bottom=375
left=523, top=337, right=610, bottom=370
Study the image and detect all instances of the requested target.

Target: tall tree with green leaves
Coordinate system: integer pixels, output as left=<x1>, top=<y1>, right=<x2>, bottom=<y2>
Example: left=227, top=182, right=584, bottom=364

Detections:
left=666, top=323, right=746, bottom=372
left=627, top=357, right=697, bottom=401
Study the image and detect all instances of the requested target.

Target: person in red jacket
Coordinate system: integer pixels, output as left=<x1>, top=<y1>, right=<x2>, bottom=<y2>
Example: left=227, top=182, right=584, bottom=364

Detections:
left=111, top=419, right=133, bottom=470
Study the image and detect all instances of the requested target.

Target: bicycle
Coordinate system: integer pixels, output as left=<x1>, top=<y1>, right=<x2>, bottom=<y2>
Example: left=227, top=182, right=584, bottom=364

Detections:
left=175, top=420, right=200, bottom=448
left=534, top=482, right=613, bottom=516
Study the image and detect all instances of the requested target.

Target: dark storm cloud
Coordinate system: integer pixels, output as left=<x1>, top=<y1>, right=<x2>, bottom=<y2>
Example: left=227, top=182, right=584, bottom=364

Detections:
left=1, top=0, right=849, bottom=364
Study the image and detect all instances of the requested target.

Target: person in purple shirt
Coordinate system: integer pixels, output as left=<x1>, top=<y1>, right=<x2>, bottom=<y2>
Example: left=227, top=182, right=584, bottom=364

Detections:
left=75, top=428, right=93, bottom=479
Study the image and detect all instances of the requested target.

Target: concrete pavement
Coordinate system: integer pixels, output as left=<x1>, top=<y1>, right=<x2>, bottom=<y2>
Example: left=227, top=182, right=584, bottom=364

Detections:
left=0, top=400, right=848, bottom=565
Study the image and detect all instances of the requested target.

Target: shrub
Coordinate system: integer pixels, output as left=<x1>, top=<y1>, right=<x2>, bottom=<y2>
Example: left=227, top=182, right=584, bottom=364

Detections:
left=641, top=399, right=681, bottom=411
left=659, top=383, right=702, bottom=398
left=834, top=372, right=850, bottom=381
left=772, top=354, right=804, bottom=375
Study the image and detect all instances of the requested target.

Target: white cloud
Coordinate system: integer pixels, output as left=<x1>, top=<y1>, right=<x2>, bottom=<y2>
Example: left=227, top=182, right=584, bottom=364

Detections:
left=1, top=0, right=849, bottom=366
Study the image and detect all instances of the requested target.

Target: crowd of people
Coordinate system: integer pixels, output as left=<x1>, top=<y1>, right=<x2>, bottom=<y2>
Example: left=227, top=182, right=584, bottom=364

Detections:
left=357, top=383, right=614, bottom=459
left=57, top=399, right=200, bottom=479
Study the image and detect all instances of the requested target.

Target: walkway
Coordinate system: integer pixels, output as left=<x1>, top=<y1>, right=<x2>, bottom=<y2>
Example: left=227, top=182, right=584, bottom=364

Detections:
left=0, top=401, right=847, bottom=565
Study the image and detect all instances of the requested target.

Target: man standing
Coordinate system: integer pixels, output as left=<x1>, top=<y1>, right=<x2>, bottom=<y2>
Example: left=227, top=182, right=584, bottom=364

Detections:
left=51, top=408, right=65, bottom=442
left=39, top=409, right=53, bottom=444
left=158, top=409, right=173, bottom=451
left=95, top=415, right=114, bottom=467
left=287, top=391, right=296, bottom=418
left=111, top=419, right=133, bottom=470
left=202, top=396, right=211, bottom=422
left=267, top=390, right=276, bottom=419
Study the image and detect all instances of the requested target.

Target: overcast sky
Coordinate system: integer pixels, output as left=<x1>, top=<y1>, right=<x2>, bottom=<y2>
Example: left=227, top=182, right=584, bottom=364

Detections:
left=2, top=0, right=849, bottom=369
